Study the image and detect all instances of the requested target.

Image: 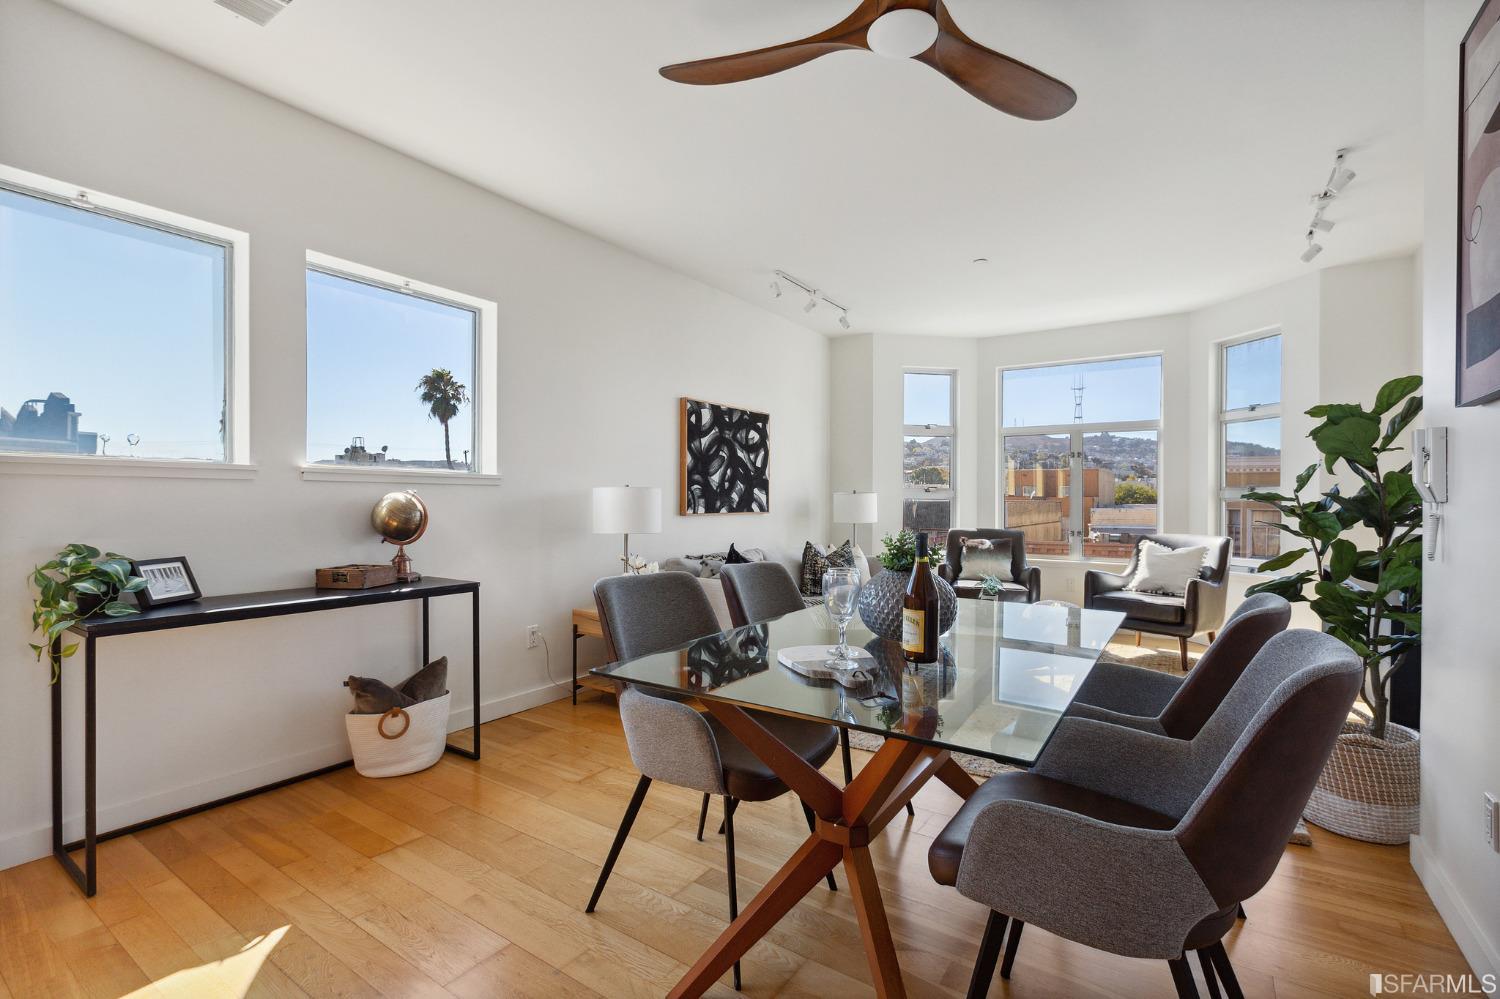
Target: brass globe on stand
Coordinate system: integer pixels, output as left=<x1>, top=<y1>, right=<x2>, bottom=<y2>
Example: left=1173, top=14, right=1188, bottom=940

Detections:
left=371, top=490, right=428, bottom=583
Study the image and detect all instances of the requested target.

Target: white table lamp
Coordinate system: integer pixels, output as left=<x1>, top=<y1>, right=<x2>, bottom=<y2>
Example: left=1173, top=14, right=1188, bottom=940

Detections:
left=833, top=490, right=878, bottom=549
left=593, top=485, right=662, bottom=572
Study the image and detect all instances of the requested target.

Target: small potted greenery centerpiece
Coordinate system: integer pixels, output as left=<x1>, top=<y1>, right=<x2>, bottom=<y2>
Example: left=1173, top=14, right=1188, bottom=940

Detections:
left=857, top=530, right=958, bottom=642
left=30, top=544, right=146, bottom=682
left=1243, top=375, right=1423, bottom=844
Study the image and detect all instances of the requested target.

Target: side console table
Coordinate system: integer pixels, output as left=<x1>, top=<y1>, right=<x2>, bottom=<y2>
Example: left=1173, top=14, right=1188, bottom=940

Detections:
left=51, top=576, right=480, bottom=897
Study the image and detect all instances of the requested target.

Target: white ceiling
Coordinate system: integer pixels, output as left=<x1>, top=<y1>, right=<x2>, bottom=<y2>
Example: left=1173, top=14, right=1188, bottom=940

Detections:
left=51, top=0, right=1424, bottom=337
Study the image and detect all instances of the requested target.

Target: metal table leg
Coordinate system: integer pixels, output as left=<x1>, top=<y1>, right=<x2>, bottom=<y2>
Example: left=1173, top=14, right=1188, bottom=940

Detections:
left=51, top=635, right=98, bottom=897
left=572, top=623, right=581, bottom=704
left=443, top=588, right=482, bottom=760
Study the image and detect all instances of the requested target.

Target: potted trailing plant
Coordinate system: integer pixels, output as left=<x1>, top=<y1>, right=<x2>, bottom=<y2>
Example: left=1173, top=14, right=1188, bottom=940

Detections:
left=30, top=544, right=146, bottom=683
left=1243, top=375, right=1423, bottom=843
left=858, top=530, right=957, bottom=642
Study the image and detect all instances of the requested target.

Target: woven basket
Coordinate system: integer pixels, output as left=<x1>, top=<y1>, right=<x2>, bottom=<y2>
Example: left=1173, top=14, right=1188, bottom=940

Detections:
left=1304, top=717, right=1420, bottom=844
left=345, top=692, right=450, bottom=778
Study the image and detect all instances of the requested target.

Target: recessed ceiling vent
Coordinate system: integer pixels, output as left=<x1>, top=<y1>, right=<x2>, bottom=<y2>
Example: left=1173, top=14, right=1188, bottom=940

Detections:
left=213, top=0, right=292, bottom=27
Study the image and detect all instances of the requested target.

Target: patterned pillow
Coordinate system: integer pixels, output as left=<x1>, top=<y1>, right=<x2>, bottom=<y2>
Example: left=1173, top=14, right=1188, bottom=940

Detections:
left=801, top=540, right=855, bottom=596
left=957, top=537, right=1014, bottom=582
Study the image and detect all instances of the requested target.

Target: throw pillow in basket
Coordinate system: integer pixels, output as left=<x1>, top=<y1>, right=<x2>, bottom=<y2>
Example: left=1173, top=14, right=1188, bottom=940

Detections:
left=346, top=656, right=449, bottom=714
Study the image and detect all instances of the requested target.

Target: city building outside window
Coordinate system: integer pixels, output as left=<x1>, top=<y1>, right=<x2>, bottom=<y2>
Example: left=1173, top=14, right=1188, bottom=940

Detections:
left=1000, top=354, right=1162, bottom=559
left=1219, top=332, right=1283, bottom=564
left=902, top=370, right=955, bottom=547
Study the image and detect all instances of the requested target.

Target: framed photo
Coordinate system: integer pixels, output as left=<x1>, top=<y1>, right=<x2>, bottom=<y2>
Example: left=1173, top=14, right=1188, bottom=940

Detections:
left=1459, top=0, right=1500, bottom=406
left=131, top=556, right=202, bottom=609
left=679, top=397, right=770, bottom=515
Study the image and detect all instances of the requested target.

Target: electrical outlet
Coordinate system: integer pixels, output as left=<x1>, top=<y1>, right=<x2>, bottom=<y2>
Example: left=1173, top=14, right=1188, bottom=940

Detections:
left=526, top=625, right=540, bottom=649
left=1486, top=793, right=1498, bottom=852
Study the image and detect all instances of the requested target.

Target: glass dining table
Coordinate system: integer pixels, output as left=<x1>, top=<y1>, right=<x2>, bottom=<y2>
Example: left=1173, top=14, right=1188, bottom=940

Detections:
left=592, top=598, right=1126, bottom=999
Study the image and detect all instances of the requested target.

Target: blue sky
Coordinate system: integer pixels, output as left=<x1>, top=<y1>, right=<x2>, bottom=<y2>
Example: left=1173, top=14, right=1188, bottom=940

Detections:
left=1002, top=354, right=1163, bottom=427
left=1, top=186, right=476, bottom=464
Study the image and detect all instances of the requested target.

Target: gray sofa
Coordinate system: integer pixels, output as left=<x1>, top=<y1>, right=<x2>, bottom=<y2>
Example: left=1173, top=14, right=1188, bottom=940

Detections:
left=662, top=546, right=878, bottom=629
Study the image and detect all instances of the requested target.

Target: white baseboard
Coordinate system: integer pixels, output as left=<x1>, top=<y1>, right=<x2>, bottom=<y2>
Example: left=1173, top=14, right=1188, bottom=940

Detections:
left=0, top=679, right=573, bottom=873
left=1410, top=833, right=1500, bottom=981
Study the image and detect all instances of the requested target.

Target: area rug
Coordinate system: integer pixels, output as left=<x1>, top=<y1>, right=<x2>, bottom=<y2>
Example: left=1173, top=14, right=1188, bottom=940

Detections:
left=847, top=639, right=1314, bottom=846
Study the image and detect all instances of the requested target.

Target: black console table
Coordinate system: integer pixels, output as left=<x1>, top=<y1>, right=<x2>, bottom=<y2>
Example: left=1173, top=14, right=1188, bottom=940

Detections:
left=50, top=576, right=480, bottom=897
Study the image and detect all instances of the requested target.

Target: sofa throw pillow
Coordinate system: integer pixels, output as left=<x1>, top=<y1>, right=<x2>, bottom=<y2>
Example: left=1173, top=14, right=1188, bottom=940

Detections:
left=800, top=540, right=854, bottom=596
left=725, top=543, right=751, bottom=564
left=957, top=537, right=1014, bottom=583
left=399, top=656, right=448, bottom=702
left=1126, top=542, right=1207, bottom=597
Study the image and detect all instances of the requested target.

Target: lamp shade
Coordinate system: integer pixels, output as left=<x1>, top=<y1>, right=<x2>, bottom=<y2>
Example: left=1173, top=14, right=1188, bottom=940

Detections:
left=832, top=491, right=878, bottom=524
left=592, top=485, right=662, bottom=535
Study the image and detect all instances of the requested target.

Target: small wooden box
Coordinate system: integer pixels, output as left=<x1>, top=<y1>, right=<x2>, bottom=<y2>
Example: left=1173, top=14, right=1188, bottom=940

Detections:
left=316, top=564, right=398, bottom=589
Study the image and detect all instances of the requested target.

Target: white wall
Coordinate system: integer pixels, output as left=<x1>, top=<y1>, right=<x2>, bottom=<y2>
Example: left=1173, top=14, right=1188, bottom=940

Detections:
left=1411, top=0, right=1500, bottom=979
left=0, top=0, right=831, bottom=870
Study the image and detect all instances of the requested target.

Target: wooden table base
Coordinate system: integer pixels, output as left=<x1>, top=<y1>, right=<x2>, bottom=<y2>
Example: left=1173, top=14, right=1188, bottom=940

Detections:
left=668, top=703, right=979, bottom=999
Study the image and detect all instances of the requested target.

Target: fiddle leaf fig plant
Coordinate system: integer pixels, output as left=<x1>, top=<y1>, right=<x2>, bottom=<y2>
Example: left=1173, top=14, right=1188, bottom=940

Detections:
left=29, top=544, right=147, bottom=683
left=1243, top=375, right=1424, bottom=741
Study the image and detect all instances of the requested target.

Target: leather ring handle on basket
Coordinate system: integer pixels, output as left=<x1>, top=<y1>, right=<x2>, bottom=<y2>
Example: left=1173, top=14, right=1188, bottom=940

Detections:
left=377, top=707, right=411, bottom=740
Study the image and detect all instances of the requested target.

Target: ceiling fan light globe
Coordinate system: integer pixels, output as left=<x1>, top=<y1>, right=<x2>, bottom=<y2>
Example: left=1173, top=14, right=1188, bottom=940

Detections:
left=867, top=9, right=939, bottom=59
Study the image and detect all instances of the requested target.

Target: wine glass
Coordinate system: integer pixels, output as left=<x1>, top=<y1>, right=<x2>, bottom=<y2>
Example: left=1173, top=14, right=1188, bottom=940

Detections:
left=822, top=566, right=861, bottom=666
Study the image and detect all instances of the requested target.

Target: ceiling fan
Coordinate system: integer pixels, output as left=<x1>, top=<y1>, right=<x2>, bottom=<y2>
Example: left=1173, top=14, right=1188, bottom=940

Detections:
left=660, top=0, right=1076, bottom=121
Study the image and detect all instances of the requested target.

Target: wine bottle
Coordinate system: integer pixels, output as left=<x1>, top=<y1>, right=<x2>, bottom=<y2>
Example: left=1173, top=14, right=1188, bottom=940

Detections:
left=902, top=533, right=940, bottom=664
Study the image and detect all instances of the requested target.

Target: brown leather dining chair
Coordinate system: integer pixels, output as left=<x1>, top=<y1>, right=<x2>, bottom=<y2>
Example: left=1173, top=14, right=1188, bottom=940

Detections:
left=587, top=571, right=840, bottom=991
left=927, top=629, right=1361, bottom=999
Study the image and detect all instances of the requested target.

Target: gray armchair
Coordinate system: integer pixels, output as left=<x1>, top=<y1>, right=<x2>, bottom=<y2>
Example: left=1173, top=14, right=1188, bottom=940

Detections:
left=937, top=528, right=1041, bottom=602
left=928, top=629, right=1361, bottom=998
left=1068, top=593, right=1292, bottom=738
left=1084, top=533, right=1231, bottom=670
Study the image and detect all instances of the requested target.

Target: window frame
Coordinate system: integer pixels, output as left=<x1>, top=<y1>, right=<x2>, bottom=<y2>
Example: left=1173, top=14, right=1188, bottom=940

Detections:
left=901, top=368, right=957, bottom=540
left=302, top=250, right=500, bottom=482
left=0, top=163, right=251, bottom=472
left=997, top=352, right=1164, bottom=561
left=1217, top=329, right=1283, bottom=568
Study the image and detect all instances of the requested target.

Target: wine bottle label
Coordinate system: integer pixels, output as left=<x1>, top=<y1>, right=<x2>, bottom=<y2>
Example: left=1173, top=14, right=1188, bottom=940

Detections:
left=902, top=609, right=926, bottom=653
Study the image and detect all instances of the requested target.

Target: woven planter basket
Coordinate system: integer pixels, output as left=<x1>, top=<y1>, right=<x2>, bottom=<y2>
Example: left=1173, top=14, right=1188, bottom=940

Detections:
left=345, top=692, right=450, bottom=778
left=1304, top=717, right=1419, bottom=845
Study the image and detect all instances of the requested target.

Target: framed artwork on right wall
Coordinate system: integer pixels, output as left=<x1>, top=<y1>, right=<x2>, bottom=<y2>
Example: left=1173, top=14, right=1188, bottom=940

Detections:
left=1459, top=0, right=1500, bottom=406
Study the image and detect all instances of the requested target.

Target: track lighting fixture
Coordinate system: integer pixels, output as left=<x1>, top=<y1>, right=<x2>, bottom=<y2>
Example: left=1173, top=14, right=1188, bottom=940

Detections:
left=770, top=269, right=852, bottom=329
left=1300, top=149, right=1353, bottom=262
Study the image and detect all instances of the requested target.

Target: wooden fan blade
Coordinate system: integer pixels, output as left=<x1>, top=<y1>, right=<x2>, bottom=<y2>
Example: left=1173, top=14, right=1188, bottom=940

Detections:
left=915, top=3, right=1075, bottom=120
left=660, top=0, right=880, bottom=85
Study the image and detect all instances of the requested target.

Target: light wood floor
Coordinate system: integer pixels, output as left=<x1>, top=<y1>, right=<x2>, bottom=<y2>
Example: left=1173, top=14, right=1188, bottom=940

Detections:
left=0, top=694, right=1470, bottom=999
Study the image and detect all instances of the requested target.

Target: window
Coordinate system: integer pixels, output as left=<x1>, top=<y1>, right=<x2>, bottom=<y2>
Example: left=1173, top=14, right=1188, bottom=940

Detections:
left=902, top=370, right=955, bottom=545
left=0, top=166, right=247, bottom=463
left=305, top=252, right=497, bottom=475
left=1000, top=355, right=1162, bottom=559
left=1219, top=333, right=1282, bottom=564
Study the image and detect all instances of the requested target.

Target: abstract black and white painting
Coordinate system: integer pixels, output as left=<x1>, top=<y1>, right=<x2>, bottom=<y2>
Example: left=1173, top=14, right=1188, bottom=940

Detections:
left=680, top=397, right=769, bottom=514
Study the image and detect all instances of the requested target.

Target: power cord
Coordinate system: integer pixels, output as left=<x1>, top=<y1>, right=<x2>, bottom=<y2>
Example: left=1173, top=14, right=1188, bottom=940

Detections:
left=536, top=633, right=565, bottom=689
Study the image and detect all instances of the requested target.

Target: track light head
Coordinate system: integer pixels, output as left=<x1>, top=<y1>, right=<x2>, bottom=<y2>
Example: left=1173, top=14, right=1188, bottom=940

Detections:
left=770, top=279, right=782, bottom=298
left=838, top=312, right=851, bottom=330
left=1329, top=167, right=1356, bottom=193
left=803, top=292, right=819, bottom=313
left=1301, top=240, right=1323, bottom=263
left=1310, top=217, right=1335, bottom=233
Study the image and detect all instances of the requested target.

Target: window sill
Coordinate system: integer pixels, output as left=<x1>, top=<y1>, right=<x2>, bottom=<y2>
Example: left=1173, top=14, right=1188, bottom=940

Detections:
left=0, top=454, right=257, bottom=479
left=300, top=464, right=502, bottom=485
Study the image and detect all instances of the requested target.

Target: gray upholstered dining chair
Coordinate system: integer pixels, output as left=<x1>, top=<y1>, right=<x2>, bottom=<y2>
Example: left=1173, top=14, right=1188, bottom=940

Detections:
left=936, top=528, right=1041, bottom=602
left=1067, top=593, right=1292, bottom=739
left=1083, top=533, right=1232, bottom=670
left=927, top=629, right=1361, bottom=999
left=587, top=571, right=839, bottom=991
left=719, top=561, right=899, bottom=815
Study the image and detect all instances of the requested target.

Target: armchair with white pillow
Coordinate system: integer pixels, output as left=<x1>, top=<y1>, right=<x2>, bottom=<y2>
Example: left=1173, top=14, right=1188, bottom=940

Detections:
left=1083, top=534, right=1231, bottom=670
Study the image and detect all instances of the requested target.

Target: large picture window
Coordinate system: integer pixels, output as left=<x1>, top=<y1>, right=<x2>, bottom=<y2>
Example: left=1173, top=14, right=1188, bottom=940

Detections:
left=305, top=253, right=497, bottom=475
left=1220, top=333, right=1282, bottom=564
left=902, top=370, right=955, bottom=546
left=0, top=166, right=247, bottom=463
left=1000, top=354, right=1162, bottom=559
